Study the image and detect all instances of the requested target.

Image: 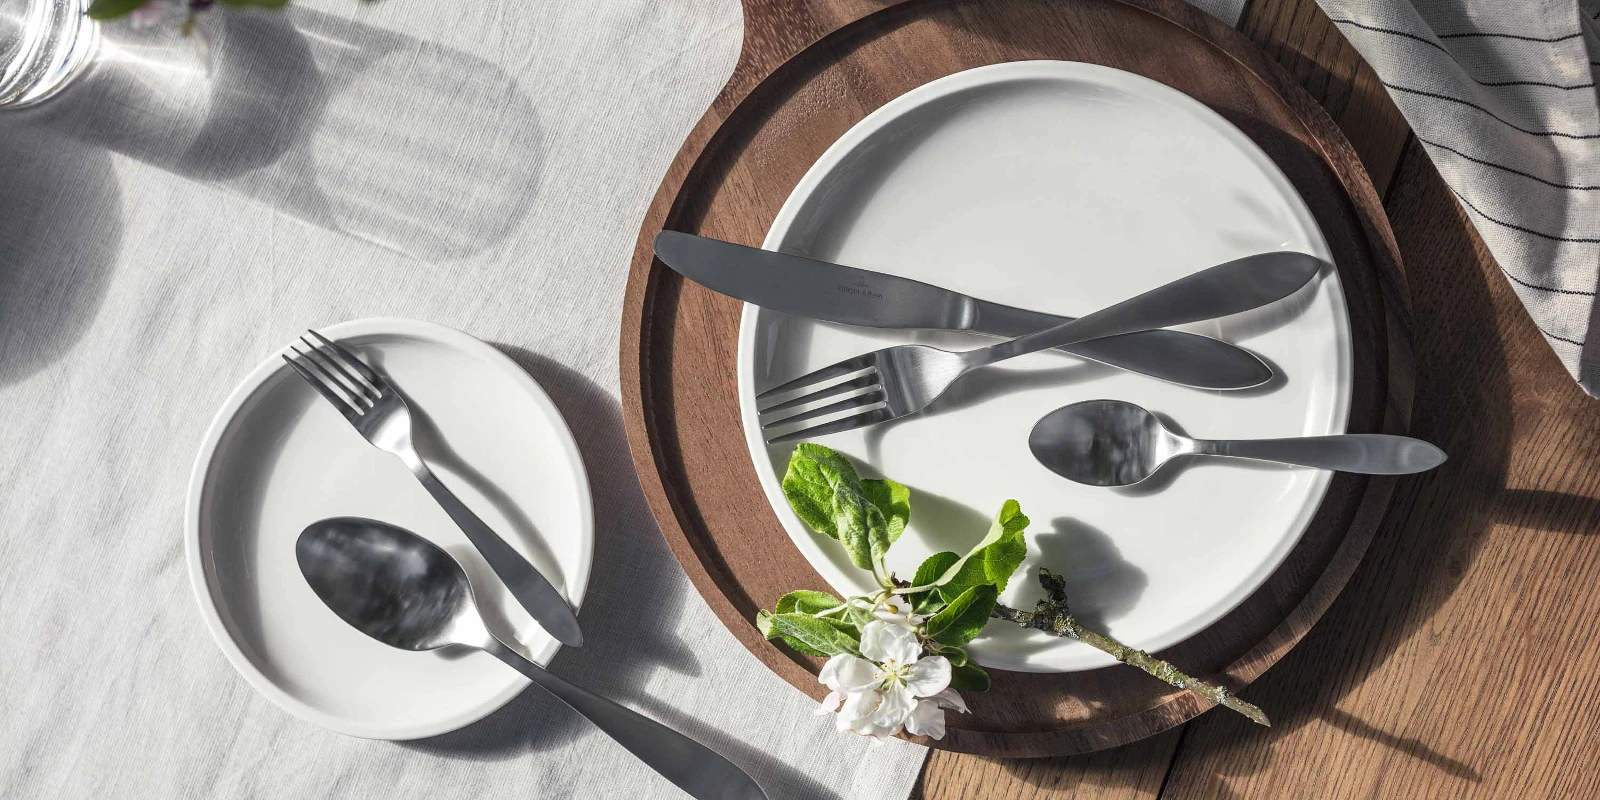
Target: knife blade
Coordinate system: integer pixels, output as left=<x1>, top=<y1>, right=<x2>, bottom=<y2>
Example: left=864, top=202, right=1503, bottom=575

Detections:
left=652, top=231, right=1274, bottom=390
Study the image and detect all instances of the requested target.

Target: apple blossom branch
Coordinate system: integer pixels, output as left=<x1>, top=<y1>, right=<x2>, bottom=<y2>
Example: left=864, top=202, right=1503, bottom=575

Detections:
left=990, top=568, right=1270, bottom=727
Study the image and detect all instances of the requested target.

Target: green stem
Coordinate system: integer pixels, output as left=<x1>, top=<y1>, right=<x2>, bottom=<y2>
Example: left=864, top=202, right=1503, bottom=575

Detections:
left=874, top=558, right=895, bottom=591
left=992, top=568, right=1270, bottom=727
left=812, top=603, right=850, bottom=618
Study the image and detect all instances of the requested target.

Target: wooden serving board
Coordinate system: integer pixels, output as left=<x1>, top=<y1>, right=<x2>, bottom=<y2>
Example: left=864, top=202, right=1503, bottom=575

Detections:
left=620, top=0, right=1412, bottom=757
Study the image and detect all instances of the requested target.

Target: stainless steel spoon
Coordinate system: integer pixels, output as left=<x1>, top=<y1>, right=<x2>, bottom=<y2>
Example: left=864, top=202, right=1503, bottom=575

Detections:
left=1029, top=400, right=1446, bottom=487
left=296, top=517, right=767, bottom=800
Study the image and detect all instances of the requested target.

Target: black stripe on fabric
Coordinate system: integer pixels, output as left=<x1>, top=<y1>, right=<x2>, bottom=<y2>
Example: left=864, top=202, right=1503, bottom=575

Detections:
left=1327, top=18, right=1449, bottom=54
left=1418, top=137, right=1600, bottom=190
left=1453, top=189, right=1600, bottom=243
left=1470, top=78, right=1595, bottom=90
left=1330, top=19, right=1594, bottom=88
left=1384, top=83, right=1600, bottom=139
left=1331, top=18, right=1585, bottom=47
left=1437, top=30, right=1583, bottom=43
left=1498, top=267, right=1597, bottom=297
left=1539, top=326, right=1586, bottom=346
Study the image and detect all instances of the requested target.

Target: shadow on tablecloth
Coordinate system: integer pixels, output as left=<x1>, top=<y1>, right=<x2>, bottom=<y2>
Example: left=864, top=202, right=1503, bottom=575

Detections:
left=401, top=346, right=845, bottom=800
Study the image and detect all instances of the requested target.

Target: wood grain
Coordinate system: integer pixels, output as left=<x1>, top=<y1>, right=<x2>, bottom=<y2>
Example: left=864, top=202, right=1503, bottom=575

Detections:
left=620, top=0, right=1413, bottom=757
left=1154, top=136, right=1600, bottom=800
left=919, top=141, right=1600, bottom=796
left=919, top=0, right=1600, bottom=794
left=910, top=0, right=1419, bottom=791
left=912, top=0, right=1420, bottom=788
left=917, top=729, right=1182, bottom=799
left=1237, top=0, right=1408, bottom=192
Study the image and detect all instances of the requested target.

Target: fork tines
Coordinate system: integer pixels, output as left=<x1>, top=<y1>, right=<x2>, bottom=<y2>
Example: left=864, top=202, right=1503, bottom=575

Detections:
left=281, top=330, right=386, bottom=418
left=755, top=354, right=892, bottom=443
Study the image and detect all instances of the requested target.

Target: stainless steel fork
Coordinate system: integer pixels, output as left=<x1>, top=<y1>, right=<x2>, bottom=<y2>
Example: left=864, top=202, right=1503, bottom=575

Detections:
left=757, top=252, right=1323, bottom=443
left=282, top=330, right=584, bottom=648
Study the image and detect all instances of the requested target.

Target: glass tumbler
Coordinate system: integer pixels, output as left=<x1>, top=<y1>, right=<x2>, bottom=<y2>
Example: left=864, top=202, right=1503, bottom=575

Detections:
left=0, top=0, right=98, bottom=107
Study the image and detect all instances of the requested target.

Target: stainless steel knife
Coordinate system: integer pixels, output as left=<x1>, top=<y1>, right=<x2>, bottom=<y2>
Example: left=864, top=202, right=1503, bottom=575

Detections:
left=652, top=231, right=1275, bottom=390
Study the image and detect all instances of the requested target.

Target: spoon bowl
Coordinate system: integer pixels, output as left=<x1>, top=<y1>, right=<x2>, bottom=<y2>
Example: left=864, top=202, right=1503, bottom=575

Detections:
left=1030, top=400, right=1446, bottom=487
left=296, top=516, right=489, bottom=653
left=296, top=517, right=767, bottom=800
left=1028, top=399, right=1189, bottom=486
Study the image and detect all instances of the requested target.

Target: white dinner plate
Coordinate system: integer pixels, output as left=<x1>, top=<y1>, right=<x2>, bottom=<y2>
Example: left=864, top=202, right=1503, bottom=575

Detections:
left=186, top=318, right=593, bottom=738
left=738, top=61, right=1350, bottom=672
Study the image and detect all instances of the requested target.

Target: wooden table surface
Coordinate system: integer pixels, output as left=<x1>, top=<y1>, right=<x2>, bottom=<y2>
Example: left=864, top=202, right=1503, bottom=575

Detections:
left=914, top=0, right=1600, bottom=796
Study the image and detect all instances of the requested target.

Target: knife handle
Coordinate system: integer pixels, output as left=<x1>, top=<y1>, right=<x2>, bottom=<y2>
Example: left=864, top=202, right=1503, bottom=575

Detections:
left=968, top=300, right=1271, bottom=391
left=970, top=254, right=1317, bottom=369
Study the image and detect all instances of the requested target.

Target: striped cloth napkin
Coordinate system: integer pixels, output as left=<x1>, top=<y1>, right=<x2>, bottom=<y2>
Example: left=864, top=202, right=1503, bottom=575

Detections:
left=1315, top=1, right=1600, bottom=395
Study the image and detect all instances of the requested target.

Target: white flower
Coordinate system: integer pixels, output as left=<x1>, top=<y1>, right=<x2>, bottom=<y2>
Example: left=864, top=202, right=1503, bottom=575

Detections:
left=817, top=619, right=964, bottom=740
left=905, top=688, right=968, bottom=740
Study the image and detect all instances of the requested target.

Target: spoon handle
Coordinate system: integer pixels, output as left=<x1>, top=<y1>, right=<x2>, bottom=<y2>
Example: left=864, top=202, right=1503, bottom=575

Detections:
left=484, top=640, right=768, bottom=800
left=1194, top=434, right=1446, bottom=475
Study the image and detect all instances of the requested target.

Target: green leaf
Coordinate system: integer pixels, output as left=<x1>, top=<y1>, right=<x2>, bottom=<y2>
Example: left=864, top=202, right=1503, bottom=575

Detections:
left=775, top=634, right=829, bottom=657
left=777, top=634, right=828, bottom=657
left=758, top=610, right=827, bottom=657
left=780, top=446, right=846, bottom=540
left=949, top=661, right=991, bottom=692
left=759, top=611, right=861, bottom=657
left=936, top=500, right=1029, bottom=600
left=775, top=590, right=842, bottom=616
left=924, top=584, right=998, bottom=647
left=861, top=478, right=910, bottom=545
left=908, top=551, right=959, bottom=614
left=940, top=647, right=969, bottom=668
left=846, top=603, right=876, bottom=631
left=86, top=0, right=150, bottom=19
left=781, top=443, right=891, bottom=571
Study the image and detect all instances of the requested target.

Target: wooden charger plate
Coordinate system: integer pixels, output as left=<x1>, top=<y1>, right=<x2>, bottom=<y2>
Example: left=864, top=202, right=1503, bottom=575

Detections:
left=620, top=0, right=1411, bottom=757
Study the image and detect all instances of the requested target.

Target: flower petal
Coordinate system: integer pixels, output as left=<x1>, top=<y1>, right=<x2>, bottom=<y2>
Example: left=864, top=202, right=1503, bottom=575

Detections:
left=929, top=687, right=969, bottom=714
left=904, top=699, right=947, bottom=739
left=905, top=655, right=951, bottom=697
left=820, top=654, right=879, bottom=693
left=839, top=688, right=879, bottom=721
left=815, top=690, right=843, bottom=716
left=837, top=688, right=883, bottom=735
left=860, top=619, right=922, bottom=665
left=868, top=685, right=916, bottom=735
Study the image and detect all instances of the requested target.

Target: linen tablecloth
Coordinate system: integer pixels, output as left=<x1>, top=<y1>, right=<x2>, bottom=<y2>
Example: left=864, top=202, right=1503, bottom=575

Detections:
left=0, top=1, right=1265, bottom=797
left=0, top=1, right=935, bottom=796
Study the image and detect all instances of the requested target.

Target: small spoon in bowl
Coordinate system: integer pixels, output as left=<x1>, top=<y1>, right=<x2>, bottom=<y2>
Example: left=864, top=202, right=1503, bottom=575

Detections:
left=296, top=517, right=767, bottom=800
left=1028, top=400, right=1446, bottom=487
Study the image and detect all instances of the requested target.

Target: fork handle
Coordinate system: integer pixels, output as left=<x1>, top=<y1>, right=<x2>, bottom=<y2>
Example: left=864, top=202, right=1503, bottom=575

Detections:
left=969, top=253, right=1321, bottom=366
left=413, top=465, right=586, bottom=647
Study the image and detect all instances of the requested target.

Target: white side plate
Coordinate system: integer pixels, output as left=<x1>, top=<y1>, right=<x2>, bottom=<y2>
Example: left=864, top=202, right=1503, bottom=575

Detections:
left=186, top=318, right=594, bottom=738
left=738, top=61, right=1351, bottom=672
